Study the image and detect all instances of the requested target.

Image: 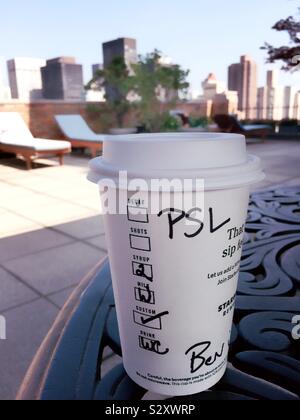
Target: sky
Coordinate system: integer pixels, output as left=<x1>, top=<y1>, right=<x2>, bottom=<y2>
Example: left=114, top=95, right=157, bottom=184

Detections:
left=1, top=0, right=300, bottom=92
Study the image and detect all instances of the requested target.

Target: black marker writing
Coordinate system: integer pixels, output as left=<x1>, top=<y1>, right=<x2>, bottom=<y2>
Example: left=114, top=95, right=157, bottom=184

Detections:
left=141, top=311, right=170, bottom=326
left=209, top=208, right=231, bottom=233
left=136, top=284, right=153, bottom=304
left=158, top=207, right=231, bottom=240
left=139, top=336, right=169, bottom=355
left=157, top=208, right=185, bottom=240
left=157, top=208, right=203, bottom=240
left=185, top=208, right=204, bottom=238
left=185, top=341, right=225, bottom=374
left=136, top=263, right=153, bottom=282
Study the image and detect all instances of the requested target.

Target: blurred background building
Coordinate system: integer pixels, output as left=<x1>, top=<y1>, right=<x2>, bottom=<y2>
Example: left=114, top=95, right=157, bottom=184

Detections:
left=257, top=70, right=300, bottom=121
left=103, top=37, right=137, bottom=72
left=156, top=55, right=180, bottom=103
left=7, top=57, right=46, bottom=101
left=85, top=64, right=105, bottom=102
left=284, top=86, right=300, bottom=120
left=0, top=66, right=11, bottom=101
left=102, top=37, right=138, bottom=101
left=257, top=70, right=284, bottom=121
left=41, top=57, right=84, bottom=101
left=228, top=55, right=257, bottom=119
left=92, top=63, right=103, bottom=77
left=198, top=73, right=238, bottom=117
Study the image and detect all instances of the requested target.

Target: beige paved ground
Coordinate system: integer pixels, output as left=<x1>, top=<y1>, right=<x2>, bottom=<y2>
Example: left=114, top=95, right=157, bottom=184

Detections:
left=0, top=155, right=107, bottom=400
left=0, top=140, right=299, bottom=400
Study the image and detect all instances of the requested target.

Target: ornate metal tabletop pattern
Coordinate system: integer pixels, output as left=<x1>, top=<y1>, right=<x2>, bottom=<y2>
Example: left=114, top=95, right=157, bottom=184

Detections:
left=17, top=186, right=300, bottom=400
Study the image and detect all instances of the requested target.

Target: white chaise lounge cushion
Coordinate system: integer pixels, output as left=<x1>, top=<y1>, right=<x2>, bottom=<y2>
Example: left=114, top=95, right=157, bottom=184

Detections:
left=0, top=112, right=71, bottom=151
left=243, top=124, right=271, bottom=131
left=0, top=112, right=33, bottom=143
left=0, top=138, right=71, bottom=152
left=55, top=114, right=106, bottom=142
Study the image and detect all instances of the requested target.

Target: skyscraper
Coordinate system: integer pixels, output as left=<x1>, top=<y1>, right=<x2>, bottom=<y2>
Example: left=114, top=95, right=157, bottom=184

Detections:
left=103, top=38, right=137, bottom=71
left=284, top=86, right=300, bottom=119
left=7, top=57, right=46, bottom=101
left=228, top=63, right=241, bottom=93
left=0, top=64, right=11, bottom=101
left=41, top=57, right=84, bottom=101
left=257, top=70, right=284, bottom=121
left=293, top=91, right=300, bottom=120
left=228, top=55, right=257, bottom=119
left=199, top=73, right=238, bottom=117
left=267, top=69, right=278, bottom=88
left=102, top=38, right=137, bottom=101
left=202, top=73, right=225, bottom=100
left=92, top=63, right=103, bottom=77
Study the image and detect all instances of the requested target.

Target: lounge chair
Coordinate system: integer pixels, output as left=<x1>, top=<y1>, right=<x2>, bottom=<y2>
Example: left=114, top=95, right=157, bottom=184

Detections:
left=55, top=115, right=104, bottom=157
left=214, top=114, right=272, bottom=139
left=0, top=113, right=71, bottom=170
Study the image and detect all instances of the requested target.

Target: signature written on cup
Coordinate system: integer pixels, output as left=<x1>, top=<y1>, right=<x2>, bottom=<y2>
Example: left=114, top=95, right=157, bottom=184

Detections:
left=185, top=341, right=225, bottom=374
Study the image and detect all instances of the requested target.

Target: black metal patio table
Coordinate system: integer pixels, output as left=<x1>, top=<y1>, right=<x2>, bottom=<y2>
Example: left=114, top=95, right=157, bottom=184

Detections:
left=17, top=186, right=300, bottom=400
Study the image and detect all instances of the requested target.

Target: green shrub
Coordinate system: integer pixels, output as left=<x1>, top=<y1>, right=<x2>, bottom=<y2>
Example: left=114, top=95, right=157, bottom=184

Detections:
left=161, top=114, right=181, bottom=132
left=189, top=116, right=210, bottom=128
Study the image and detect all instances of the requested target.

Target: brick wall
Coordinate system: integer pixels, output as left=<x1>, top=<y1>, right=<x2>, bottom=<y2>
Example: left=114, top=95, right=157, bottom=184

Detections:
left=0, top=100, right=226, bottom=140
left=0, top=101, right=106, bottom=140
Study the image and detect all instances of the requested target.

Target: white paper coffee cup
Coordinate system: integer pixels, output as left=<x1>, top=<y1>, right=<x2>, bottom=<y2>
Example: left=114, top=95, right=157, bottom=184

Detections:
left=88, top=133, right=264, bottom=396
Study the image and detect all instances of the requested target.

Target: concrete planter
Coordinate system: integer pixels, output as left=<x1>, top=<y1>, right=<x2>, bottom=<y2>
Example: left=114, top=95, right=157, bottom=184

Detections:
left=108, top=128, right=138, bottom=135
left=180, top=124, right=219, bottom=133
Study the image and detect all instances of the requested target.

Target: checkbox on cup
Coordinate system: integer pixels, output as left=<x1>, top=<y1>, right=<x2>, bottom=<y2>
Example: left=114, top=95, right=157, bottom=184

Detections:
left=130, top=234, right=151, bottom=251
left=127, top=205, right=149, bottom=223
left=132, top=261, right=153, bottom=281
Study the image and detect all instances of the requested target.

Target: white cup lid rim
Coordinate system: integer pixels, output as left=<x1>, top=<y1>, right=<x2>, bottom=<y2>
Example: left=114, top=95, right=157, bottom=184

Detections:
left=88, top=132, right=265, bottom=190
left=103, top=132, right=245, bottom=143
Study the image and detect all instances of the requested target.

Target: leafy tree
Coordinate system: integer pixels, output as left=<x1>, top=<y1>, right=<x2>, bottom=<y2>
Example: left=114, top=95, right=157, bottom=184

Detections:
left=86, top=50, right=190, bottom=132
left=86, top=57, right=134, bottom=128
left=262, top=9, right=300, bottom=71
left=131, top=50, right=190, bottom=131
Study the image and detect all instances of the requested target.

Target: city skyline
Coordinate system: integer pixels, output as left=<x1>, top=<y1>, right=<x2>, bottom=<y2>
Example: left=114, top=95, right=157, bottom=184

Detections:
left=1, top=47, right=300, bottom=101
left=0, top=0, right=300, bottom=92
left=1, top=45, right=300, bottom=121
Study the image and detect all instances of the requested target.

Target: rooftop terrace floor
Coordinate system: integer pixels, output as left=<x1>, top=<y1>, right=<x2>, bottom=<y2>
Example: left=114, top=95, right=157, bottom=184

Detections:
left=0, top=140, right=300, bottom=400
